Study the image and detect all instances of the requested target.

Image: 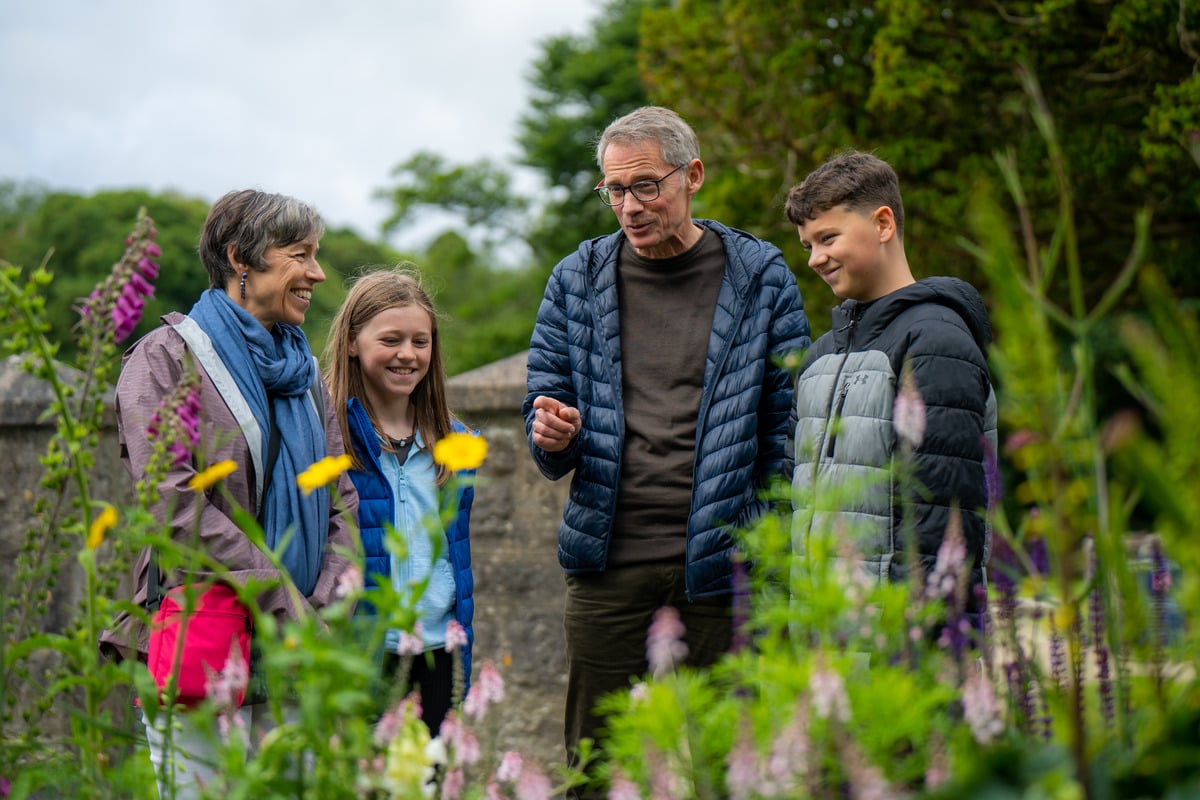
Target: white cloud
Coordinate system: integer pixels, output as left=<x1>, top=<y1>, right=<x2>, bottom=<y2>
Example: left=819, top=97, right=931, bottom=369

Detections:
left=0, top=0, right=598, bottom=246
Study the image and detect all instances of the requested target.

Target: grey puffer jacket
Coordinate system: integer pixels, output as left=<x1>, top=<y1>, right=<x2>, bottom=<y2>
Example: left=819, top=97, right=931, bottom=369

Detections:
left=523, top=219, right=811, bottom=599
left=791, top=277, right=997, bottom=610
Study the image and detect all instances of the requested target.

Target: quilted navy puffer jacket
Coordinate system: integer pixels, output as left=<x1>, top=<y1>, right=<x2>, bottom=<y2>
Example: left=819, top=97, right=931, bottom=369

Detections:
left=523, top=219, right=811, bottom=599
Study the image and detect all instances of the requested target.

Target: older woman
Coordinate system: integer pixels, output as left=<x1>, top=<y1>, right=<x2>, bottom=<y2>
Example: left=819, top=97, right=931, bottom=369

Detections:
left=101, top=189, right=360, bottom=799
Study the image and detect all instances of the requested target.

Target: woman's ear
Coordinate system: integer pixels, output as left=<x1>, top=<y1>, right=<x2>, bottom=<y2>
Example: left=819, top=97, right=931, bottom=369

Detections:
left=226, top=243, right=244, bottom=271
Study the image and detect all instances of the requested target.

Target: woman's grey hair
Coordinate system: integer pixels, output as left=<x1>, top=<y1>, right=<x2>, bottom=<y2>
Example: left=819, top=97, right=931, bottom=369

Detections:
left=198, top=189, right=326, bottom=289
left=595, top=106, right=701, bottom=172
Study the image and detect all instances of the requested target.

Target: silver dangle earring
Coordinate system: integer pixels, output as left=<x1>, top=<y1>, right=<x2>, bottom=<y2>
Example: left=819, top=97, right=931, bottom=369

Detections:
left=240, top=272, right=247, bottom=300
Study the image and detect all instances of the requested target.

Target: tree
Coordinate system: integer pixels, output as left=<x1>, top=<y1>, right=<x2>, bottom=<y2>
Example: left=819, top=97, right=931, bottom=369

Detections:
left=640, top=0, right=1200, bottom=332
left=375, top=151, right=528, bottom=261
left=516, top=0, right=669, bottom=266
left=0, top=191, right=401, bottom=363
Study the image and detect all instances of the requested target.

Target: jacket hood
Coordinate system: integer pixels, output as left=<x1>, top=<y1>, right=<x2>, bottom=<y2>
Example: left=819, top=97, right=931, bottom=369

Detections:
left=835, top=276, right=992, bottom=356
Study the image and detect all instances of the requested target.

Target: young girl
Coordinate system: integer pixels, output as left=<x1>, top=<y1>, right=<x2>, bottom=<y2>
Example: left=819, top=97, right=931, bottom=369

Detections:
left=323, top=267, right=475, bottom=735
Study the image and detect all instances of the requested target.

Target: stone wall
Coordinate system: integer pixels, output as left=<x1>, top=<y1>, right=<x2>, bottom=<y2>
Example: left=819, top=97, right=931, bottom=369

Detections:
left=0, top=351, right=571, bottom=768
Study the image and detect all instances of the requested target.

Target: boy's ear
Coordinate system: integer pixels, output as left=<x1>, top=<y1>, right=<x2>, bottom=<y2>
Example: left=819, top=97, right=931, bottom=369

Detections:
left=874, top=206, right=898, bottom=243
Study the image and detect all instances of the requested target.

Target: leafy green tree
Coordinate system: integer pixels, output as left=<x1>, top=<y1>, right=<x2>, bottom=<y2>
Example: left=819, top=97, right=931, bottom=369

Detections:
left=641, top=0, right=1200, bottom=332
left=1, top=190, right=210, bottom=360
left=0, top=191, right=403, bottom=363
left=306, top=226, right=406, bottom=358
left=375, top=151, right=528, bottom=260
left=419, top=230, right=546, bottom=376
left=516, top=0, right=668, bottom=266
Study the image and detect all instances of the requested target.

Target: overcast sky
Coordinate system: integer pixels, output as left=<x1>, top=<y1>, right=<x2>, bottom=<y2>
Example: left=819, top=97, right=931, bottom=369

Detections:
left=0, top=1, right=599, bottom=247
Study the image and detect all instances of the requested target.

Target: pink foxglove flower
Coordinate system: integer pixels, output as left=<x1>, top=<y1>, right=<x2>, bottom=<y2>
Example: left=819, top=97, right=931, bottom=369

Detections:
left=78, top=208, right=161, bottom=343
left=646, top=606, right=688, bottom=678
left=893, top=365, right=926, bottom=451
left=147, top=374, right=202, bottom=469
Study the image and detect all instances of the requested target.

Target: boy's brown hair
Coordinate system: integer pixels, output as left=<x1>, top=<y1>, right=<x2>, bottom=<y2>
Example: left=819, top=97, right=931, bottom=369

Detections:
left=784, top=150, right=906, bottom=239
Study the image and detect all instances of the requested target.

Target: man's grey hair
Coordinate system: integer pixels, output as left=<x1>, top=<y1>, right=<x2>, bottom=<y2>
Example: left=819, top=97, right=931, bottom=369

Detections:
left=595, top=106, right=700, bottom=172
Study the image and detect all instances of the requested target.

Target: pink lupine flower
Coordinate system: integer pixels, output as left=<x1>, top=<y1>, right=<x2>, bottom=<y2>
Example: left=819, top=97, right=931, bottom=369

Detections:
left=445, top=619, right=468, bottom=653
left=726, top=718, right=760, bottom=800
left=463, top=659, right=505, bottom=720
left=397, top=625, right=425, bottom=657
left=608, top=773, right=642, bottom=800
left=439, top=711, right=482, bottom=766
left=455, top=727, right=481, bottom=766
left=766, top=701, right=810, bottom=794
left=78, top=208, right=161, bottom=343
left=442, top=768, right=465, bottom=800
left=893, top=366, right=926, bottom=450
left=646, top=606, right=688, bottom=678
left=842, top=739, right=896, bottom=800
left=205, top=639, right=249, bottom=710
left=646, top=746, right=686, bottom=800
left=809, top=663, right=850, bottom=724
left=962, top=669, right=1004, bottom=744
left=925, top=513, right=967, bottom=602
left=497, top=750, right=523, bottom=782
left=375, top=694, right=422, bottom=747
left=515, top=764, right=553, bottom=800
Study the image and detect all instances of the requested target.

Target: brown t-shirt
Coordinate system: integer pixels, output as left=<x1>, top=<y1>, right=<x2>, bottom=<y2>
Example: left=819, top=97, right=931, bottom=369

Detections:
left=608, top=229, right=725, bottom=566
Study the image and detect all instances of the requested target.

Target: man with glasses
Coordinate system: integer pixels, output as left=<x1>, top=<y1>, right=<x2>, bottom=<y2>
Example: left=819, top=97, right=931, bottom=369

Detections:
left=522, top=105, right=810, bottom=795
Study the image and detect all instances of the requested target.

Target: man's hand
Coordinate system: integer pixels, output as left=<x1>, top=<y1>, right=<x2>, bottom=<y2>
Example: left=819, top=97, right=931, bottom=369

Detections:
left=531, top=395, right=582, bottom=453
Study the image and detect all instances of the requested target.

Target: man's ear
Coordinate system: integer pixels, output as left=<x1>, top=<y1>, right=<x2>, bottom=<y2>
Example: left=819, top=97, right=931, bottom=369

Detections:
left=874, top=206, right=898, bottom=243
left=685, top=158, right=705, bottom=196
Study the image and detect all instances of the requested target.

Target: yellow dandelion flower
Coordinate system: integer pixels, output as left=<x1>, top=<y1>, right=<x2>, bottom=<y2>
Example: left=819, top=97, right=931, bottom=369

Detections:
left=87, top=504, right=118, bottom=550
left=432, top=432, right=487, bottom=471
left=188, top=460, right=238, bottom=492
left=296, top=454, right=352, bottom=496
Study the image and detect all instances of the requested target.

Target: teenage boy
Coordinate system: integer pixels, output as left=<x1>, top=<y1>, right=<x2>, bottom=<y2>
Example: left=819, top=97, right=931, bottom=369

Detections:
left=786, top=150, right=997, bottom=620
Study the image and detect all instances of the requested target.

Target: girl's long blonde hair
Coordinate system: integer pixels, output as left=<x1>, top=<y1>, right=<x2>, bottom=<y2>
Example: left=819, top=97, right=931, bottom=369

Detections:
left=323, top=266, right=455, bottom=485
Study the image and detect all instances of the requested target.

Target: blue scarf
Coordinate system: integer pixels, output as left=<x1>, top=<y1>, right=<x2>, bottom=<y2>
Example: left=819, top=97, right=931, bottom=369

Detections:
left=188, top=289, right=328, bottom=596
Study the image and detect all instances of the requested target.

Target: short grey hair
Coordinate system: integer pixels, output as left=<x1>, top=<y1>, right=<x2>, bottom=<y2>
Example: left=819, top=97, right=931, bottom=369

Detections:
left=198, top=189, right=326, bottom=289
left=595, top=106, right=700, bottom=172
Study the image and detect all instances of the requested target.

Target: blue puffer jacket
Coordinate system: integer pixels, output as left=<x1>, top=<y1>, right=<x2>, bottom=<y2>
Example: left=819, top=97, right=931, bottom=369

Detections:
left=346, top=397, right=475, bottom=689
left=523, top=219, right=811, bottom=599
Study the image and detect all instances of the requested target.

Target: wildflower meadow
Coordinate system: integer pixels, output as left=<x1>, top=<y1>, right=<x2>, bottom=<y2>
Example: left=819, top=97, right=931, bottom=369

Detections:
left=3, top=95, right=1200, bottom=797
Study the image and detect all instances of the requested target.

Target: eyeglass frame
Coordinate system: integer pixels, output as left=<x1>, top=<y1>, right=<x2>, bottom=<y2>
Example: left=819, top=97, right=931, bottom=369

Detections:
left=593, top=163, right=688, bottom=206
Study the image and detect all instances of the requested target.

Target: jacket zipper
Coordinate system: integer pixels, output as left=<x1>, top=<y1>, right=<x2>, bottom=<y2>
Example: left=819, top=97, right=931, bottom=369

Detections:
left=824, top=315, right=858, bottom=459
left=825, top=381, right=851, bottom=458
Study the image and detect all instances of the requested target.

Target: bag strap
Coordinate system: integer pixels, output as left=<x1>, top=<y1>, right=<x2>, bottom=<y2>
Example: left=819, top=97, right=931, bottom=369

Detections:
left=145, top=338, right=323, bottom=612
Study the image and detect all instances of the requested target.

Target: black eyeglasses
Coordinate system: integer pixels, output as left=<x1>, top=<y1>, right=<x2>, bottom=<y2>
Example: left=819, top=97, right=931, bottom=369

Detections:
left=593, top=164, right=686, bottom=206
